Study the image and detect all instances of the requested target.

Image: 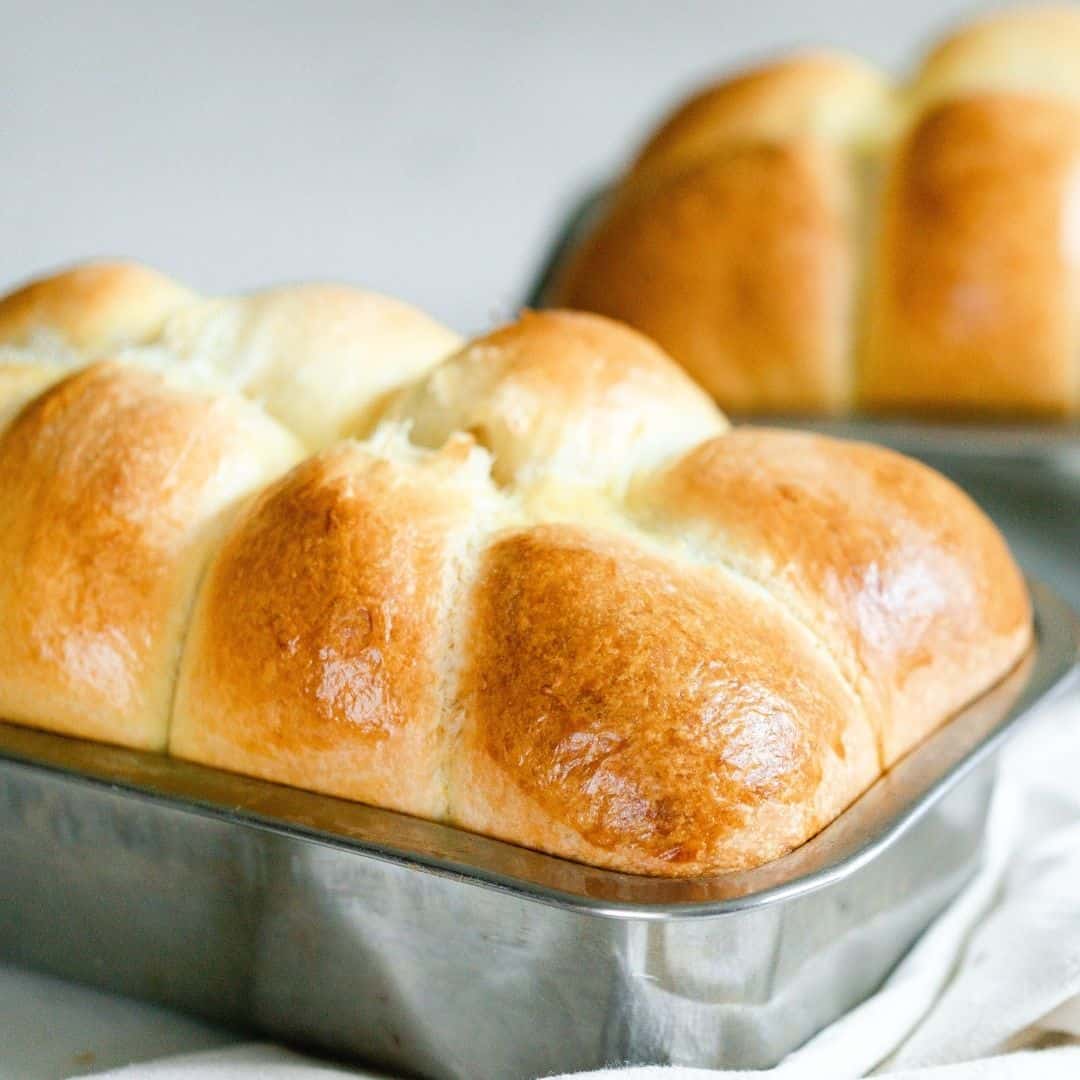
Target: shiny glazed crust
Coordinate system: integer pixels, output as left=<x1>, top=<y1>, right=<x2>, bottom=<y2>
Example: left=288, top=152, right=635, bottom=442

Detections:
left=452, top=524, right=878, bottom=875
left=0, top=362, right=302, bottom=748
left=0, top=264, right=1032, bottom=875
left=549, top=6, right=1080, bottom=417
left=171, top=439, right=497, bottom=819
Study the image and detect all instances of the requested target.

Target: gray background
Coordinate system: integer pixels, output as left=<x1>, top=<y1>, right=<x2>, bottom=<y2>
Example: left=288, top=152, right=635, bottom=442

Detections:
left=3, top=0, right=1002, bottom=336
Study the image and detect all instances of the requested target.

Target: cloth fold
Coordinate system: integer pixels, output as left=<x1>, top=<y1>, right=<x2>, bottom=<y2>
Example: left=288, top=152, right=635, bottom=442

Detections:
left=89, top=688, right=1080, bottom=1080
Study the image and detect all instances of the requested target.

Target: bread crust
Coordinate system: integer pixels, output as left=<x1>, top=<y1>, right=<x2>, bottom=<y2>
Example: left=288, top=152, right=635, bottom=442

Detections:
left=551, top=142, right=855, bottom=413
left=0, top=362, right=66, bottom=430
left=0, top=265, right=462, bottom=449
left=626, top=51, right=890, bottom=193
left=0, top=362, right=301, bottom=748
left=635, top=427, right=1033, bottom=765
left=0, top=262, right=194, bottom=352
left=171, top=439, right=497, bottom=817
left=862, top=94, right=1080, bottom=415
left=451, top=524, right=878, bottom=876
left=158, top=285, right=462, bottom=448
left=915, top=6, right=1080, bottom=109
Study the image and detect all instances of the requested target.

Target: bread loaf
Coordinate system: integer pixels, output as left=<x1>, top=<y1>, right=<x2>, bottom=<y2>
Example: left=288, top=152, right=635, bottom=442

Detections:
left=0, top=262, right=1031, bottom=875
left=547, top=6, right=1080, bottom=417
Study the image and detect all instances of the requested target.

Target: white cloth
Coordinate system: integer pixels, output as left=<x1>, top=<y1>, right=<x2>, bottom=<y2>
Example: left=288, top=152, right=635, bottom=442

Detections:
left=88, top=686, right=1080, bottom=1080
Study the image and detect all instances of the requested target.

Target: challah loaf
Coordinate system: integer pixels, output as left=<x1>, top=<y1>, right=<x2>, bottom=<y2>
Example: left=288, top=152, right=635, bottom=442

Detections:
left=546, top=5, right=1080, bottom=417
left=0, top=261, right=1031, bottom=875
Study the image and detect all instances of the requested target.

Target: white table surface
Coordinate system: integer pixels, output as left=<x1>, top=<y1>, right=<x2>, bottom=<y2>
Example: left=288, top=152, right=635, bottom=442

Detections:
left=0, top=1, right=1025, bottom=1074
left=0, top=962, right=231, bottom=1078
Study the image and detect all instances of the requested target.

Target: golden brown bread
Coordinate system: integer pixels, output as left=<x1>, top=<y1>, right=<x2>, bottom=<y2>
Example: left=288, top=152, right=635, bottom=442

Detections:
left=862, top=94, right=1080, bottom=415
left=0, top=262, right=195, bottom=354
left=0, top=264, right=1033, bottom=876
left=0, top=362, right=301, bottom=749
left=624, top=51, right=891, bottom=193
left=552, top=140, right=857, bottom=413
left=631, top=428, right=1031, bottom=766
left=0, top=262, right=462, bottom=448
left=171, top=437, right=501, bottom=818
left=452, top=524, right=878, bottom=876
left=547, top=5, right=1080, bottom=417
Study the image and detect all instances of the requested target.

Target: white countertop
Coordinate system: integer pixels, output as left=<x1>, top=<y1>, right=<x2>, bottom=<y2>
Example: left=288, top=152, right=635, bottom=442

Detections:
left=0, top=962, right=230, bottom=1078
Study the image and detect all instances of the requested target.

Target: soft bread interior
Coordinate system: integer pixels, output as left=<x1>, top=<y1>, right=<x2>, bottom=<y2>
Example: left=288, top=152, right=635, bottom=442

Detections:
left=383, top=309, right=727, bottom=492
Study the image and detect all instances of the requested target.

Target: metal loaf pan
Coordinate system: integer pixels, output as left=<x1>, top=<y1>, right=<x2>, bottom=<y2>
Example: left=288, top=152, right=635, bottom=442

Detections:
left=0, top=580, right=1076, bottom=1079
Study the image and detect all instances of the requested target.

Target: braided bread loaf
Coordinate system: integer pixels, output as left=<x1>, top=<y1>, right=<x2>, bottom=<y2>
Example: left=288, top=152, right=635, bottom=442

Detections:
left=547, top=6, right=1080, bottom=417
left=0, top=261, right=1031, bottom=876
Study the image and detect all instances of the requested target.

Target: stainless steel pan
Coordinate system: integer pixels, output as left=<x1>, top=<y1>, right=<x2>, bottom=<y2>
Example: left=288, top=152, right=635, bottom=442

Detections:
left=0, top=581, right=1075, bottom=1078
